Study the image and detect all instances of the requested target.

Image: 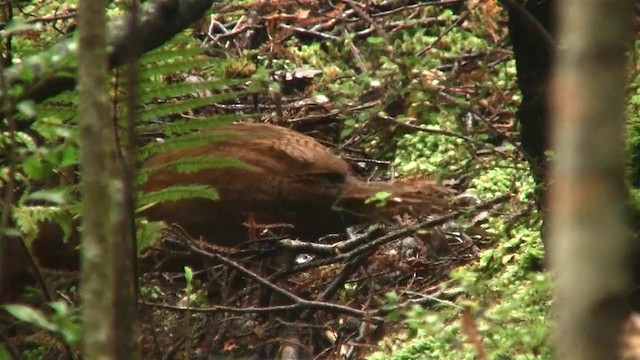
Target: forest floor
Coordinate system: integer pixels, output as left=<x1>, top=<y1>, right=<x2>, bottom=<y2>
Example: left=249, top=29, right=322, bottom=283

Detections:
left=4, top=1, right=549, bottom=359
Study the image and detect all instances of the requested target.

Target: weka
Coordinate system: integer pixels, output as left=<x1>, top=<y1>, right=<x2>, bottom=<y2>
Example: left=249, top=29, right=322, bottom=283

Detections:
left=0, top=122, right=454, bottom=302
left=141, top=122, right=454, bottom=246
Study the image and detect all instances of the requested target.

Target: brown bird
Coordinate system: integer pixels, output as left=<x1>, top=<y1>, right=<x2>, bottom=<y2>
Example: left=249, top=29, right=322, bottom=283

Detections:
left=141, top=122, right=454, bottom=246
left=1, top=122, right=454, bottom=302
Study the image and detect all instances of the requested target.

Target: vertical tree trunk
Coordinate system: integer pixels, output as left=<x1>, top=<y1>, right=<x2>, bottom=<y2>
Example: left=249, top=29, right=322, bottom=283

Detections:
left=77, top=0, right=116, bottom=358
left=550, top=0, right=635, bottom=358
left=504, top=0, right=555, bottom=256
left=112, top=2, right=142, bottom=358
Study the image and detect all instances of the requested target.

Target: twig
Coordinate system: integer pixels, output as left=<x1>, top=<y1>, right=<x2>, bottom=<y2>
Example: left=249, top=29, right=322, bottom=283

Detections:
left=373, top=286, right=461, bottom=316
left=142, top=293, right=382, bottom=322
left=380, top=114, right=511, bottom=158
left=282, top=194, right=511, bottom=275
left=469, top=109, right=529, bottom=160
left=155, top=239, right=383, bottom=321
left=318, top=251, right=372, bottom=302
left=0, top=9, right=76, bottom=28
left=279, top=24, right=340, bottom=41
left=417, top=10, right=470, bottom=56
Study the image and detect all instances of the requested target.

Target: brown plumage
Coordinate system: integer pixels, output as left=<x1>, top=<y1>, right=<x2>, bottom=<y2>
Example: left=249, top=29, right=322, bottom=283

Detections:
left=141, top=122, right=453, bottom=246
left=1, top=122, right=455, bottom=302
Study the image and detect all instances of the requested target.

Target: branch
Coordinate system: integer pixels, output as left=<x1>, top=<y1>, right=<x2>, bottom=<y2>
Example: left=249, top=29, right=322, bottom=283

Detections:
left=151, top=244, right=383, bottom=321
left=1, top=0, right=216, bottom=110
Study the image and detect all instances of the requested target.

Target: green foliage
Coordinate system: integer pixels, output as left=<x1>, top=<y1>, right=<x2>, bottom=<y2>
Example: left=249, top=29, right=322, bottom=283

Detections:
left=137, top=185, right=219, bottom=209
left=136, top=220, right=164, bottom=255
left=184, top=266, right=194, bottom=284
left=182, top=266, right=208, bottom=307
left=3, top=1, right=554, bottom=357
left=371, top=224, right=549, bottom=360
left=138, top=114, right=247, bottom=136
left=469, top=158, right=536, bottom=202
left=371, top=144, right=546, bottom=359
left=140, top=155, right=253, bottom=178
left=365, top=191, right=393, bottom=208
left=4, top=302, right=82, bottom=346
left=395, top=129, right=471, bottom=177
left=139, top=283, right=166, bottom=302
left=137, top=133, right=223, bottom=159
left=12, top=205, right=75, bottom=245
left=5, top=30, right=269, bottom=255
left=371, top=91, right=547, bottom=357
left=304, top=4, right=549, bottom=357
left=626, top=84, right=640, bottom=187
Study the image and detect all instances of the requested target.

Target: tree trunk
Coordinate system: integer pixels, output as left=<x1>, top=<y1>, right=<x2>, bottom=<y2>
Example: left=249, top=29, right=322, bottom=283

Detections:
left=77, top=0, right=120, bottom=358
left=549, top=0, right=635, bottom=358
left=504, top=0, right=555, bottom=256
left=112, top=2, right=142, bottom=359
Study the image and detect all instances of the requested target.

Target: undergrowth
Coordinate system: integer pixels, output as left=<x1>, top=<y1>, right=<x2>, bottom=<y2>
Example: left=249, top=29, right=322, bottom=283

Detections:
left=368, top=140, right=549, bottom=359
left=0, top=0, right=555, bottom=358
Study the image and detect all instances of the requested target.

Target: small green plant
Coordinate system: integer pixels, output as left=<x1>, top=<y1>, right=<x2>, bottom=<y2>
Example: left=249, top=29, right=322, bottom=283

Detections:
left=184, top=266, right=194, bottom=358
left=365, top=191, right=393, bottom=207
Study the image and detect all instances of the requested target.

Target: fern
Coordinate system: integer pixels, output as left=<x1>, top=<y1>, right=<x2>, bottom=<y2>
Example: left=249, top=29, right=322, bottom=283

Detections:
left=139, top=78, right=248, bottom=103
left=140, top=47, right=205, bottom=66
left=46, top=90, right=79, bottom=104
left=9, top=32, right=266, bottom=246
left=141, top=155, right=254, bottom=176
left=138, top=133, right=226, bottom=160
left=139, top=58, right=215, bottom=79
left=138, top=114, right=247, bottom=136
left=140, top=93, right=252, bottom=121
left=12, top=205, right=75, bottom=245
left=35, top=105, right=77, bottom=123
left=137, top=185, right=219, bottom=210
left=0, top=131, right=39, bottom=151
left=136, top=220, right=165, bottom=254
left=32, top=121, right=77, bottom=141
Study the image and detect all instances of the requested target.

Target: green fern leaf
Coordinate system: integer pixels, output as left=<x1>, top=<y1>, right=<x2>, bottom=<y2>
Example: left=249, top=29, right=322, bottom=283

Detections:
left=140, top=47, right=205, bottom=66
left=136, top=220, right=165, bottom=253
left=1, top=131, right=39, bottom=151
left=36, top=105, right=77, bottom=122
left=137, top=185, right=219, bottom=211
left=46, top=90, right=78, bottom=104
left=11, top=205, right=74, bottom=245
left=139, top=79, right=248, bottom=103
left=139, top=58, right=214, bottom=79
left=137, top=114, right=244, bottom=136
left=140, top=155, right=254, bottom=179
left=140, top=94, right=251, bottom=121
left=139, top=134, right=210, bottom=160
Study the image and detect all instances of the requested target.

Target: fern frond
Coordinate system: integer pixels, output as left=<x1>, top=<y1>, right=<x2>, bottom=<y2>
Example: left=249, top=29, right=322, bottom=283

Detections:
left=140, top=93, right=251, bottom=121
left=137, top=114, right=244, bottom=136
left=46, top=90, right=79, bottom=104
left=31, top=120, right=78, bottom=140
left=139, top=79, right=248, bottom=103
left=140, top=47, right=206, bottom=66
left=11, top=205, right=74, bottom=245
left=138, top=132, right=243, bottom=160
left=138, top=135, right=208, bottom=160
left=137, top=185, right=219, bottom=210
left=140, top=155, right=254, bottom=178
left=136, top=220, right=165, bottom=253
left=0, top=131, right=39, bottom=151
left=36, top=105, right=77, bottom=122
left=139, top=58, right=214, bottom=79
